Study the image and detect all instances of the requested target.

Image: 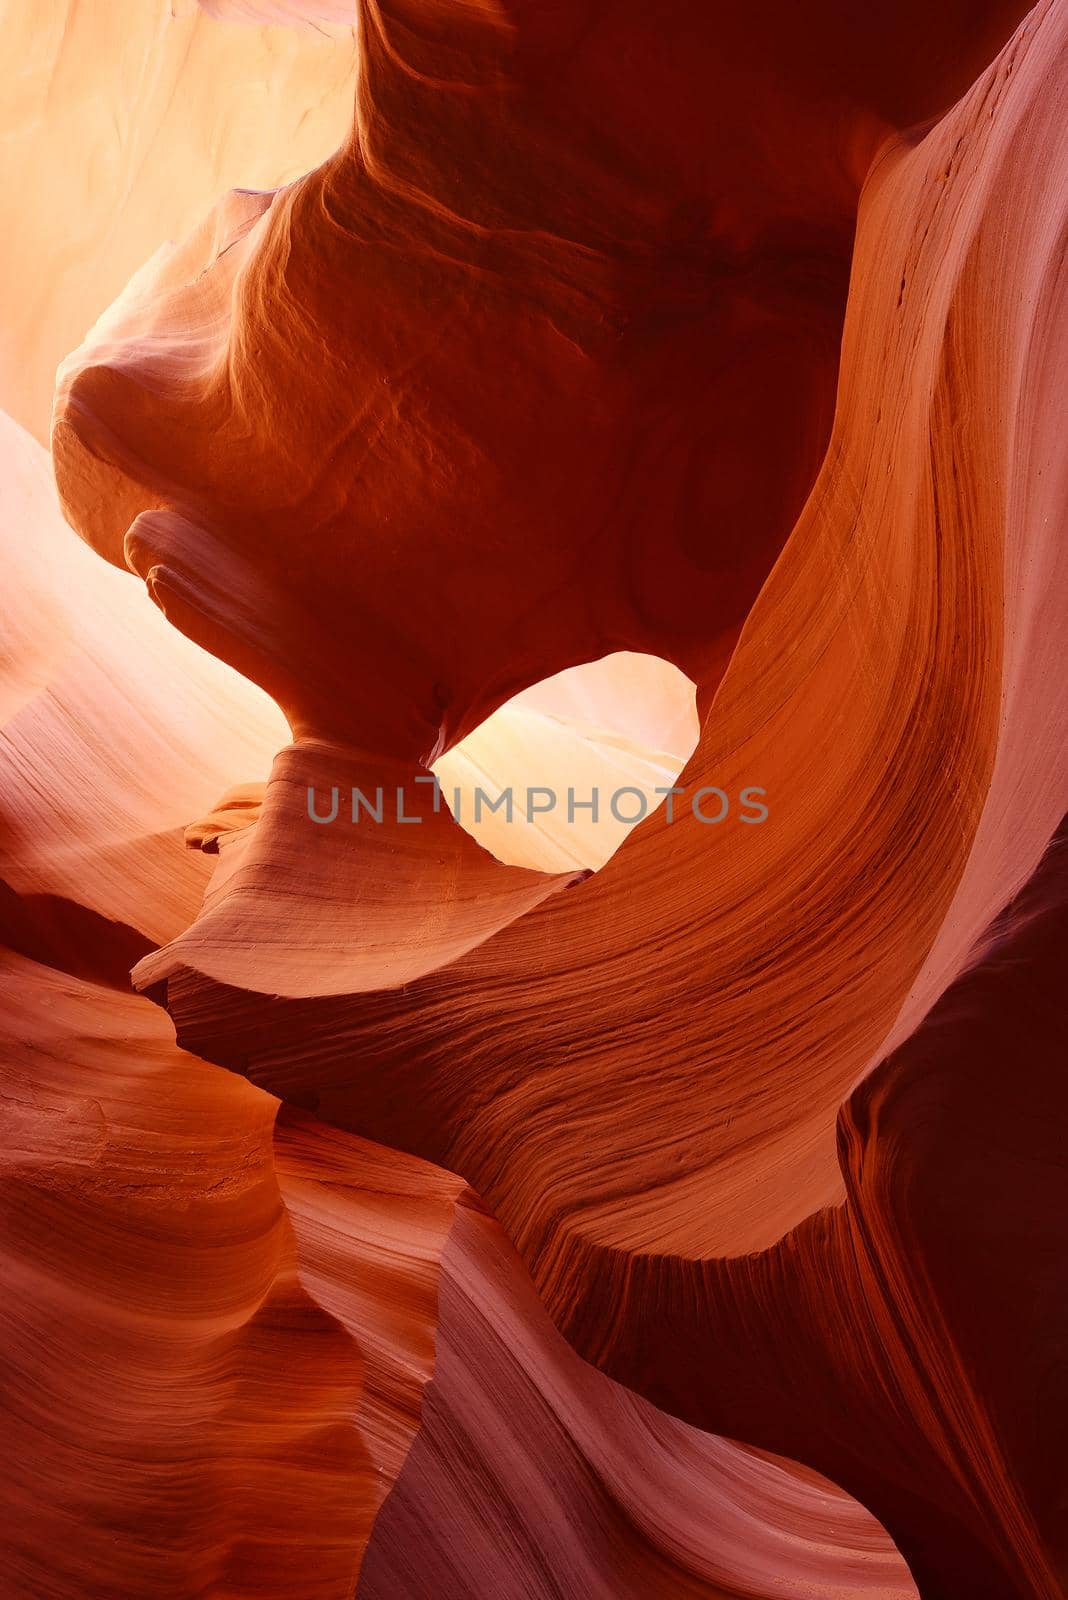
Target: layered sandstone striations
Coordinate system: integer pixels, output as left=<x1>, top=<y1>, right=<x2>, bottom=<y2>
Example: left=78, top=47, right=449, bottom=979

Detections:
left=3, top=0, right=1065, bottom=1595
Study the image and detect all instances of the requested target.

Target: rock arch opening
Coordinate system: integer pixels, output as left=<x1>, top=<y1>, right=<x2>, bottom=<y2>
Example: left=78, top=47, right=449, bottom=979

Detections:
left=433, top=652, right=700, bottom=873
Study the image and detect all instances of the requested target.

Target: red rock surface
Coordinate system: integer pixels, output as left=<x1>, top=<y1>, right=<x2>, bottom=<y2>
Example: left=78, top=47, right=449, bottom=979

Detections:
left=3, top=0, right=1067, bottom=1594
left=358, top=1198, right=919, bottom=1600
left=2, top=416, right=914, bottom=1595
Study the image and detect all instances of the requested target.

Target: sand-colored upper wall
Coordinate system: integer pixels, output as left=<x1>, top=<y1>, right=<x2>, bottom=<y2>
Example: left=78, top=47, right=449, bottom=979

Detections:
left=0, top=0, right=357, bottom=441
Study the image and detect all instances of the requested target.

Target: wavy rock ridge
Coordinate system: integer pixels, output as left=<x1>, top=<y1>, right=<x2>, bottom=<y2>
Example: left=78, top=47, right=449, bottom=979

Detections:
left=2, top=0, right=1067, bottom=1594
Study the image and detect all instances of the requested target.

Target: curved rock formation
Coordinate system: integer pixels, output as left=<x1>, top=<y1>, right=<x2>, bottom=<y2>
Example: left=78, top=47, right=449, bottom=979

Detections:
left=0, top=940, right=919, bottom=1597
left=4, top=0, right=1066, bottom=1593
left=1, top=403, right=915, bottom=1596
left=0, top=411, right=287, bottom=951
left=81, top=0, right=1061, bottom=1320
left=358, top=1196, right=919, bottom=1600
